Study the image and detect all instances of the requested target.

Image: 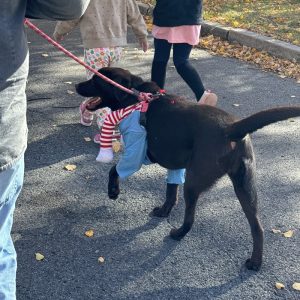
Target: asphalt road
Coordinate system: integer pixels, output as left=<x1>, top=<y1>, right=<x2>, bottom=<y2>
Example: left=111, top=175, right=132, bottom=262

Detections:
left=14, top=20, right=300, bottom=300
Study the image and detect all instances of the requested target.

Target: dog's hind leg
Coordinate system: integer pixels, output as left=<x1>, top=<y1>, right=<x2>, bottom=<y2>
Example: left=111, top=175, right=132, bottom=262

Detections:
left=229, top=158, right=264, bottom=271
left=169, top=169, right=216, bottom=241
left=152, top=183, right=179, bottom=217
left=108, top=165, right=120, bottom=200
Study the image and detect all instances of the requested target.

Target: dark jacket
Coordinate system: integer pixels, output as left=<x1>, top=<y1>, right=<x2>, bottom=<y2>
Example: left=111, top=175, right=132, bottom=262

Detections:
left=153, top=0, right=202, bottom=27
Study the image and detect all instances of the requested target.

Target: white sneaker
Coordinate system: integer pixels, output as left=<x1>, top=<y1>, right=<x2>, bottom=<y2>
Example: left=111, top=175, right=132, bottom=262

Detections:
left=96, top=148, right=114, bottom=163
left=198, top=90, right=218, bottom=106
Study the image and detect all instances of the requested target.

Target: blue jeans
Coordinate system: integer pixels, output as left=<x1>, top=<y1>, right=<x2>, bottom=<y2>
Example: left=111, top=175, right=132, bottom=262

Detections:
left=116, top=111, right=185, bottom=184
left=0, top=156, right=24, bottom=300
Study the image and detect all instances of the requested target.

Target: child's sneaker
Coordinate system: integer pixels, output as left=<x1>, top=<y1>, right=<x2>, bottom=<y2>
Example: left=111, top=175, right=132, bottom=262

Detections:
left=93, top=133, right=101, bottom=144
left=80, top=99, right=94, bottom=126
left=198, top=90, right=218, bottom=106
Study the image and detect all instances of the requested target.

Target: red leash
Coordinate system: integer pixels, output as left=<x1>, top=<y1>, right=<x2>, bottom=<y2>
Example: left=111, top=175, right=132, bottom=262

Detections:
left=24, top=19, right=154, bottom=101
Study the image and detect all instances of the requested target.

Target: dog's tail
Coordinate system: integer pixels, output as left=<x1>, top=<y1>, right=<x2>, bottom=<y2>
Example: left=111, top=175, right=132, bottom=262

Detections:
left=226, top=106, right=300, bottom=141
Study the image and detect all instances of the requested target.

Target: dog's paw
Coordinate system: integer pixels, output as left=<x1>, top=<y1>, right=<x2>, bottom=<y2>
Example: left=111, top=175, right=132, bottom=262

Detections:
left=108, top=187, right=120, bottom=200
left=169, top=228, right=184, bottom=241
left=245, top=258, right=262, bottom=271
left=151, top=206, right=170, bottom=218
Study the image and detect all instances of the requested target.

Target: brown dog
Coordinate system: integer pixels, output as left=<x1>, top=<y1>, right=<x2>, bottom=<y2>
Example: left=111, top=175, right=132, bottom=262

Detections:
left=76, top=67, right=300, bottom=271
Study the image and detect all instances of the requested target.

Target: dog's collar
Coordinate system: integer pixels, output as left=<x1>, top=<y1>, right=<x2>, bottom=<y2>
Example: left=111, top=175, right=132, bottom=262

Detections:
left=131, top=89, right=166, bottom=103
left=153, top=89, right=166, bottom=99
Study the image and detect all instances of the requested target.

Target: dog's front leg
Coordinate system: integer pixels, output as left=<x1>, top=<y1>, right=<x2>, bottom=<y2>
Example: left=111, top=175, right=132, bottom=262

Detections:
left=108, top=165, right=120, bottom=199
left=152, top=183, right=179, bottom=217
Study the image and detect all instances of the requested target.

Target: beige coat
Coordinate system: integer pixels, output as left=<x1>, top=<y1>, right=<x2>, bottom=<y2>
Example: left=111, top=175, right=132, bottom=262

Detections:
left=53, top=0, right=148, bottom=48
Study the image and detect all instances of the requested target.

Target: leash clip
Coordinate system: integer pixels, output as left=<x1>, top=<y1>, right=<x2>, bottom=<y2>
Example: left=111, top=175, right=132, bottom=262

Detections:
left=131, top=88, right=167, bottom=104
left=131, top=88, right=156, bottom=102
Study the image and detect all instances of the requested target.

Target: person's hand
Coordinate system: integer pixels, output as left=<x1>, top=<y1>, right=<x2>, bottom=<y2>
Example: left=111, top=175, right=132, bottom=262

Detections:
left=53, top=32, right=64, bottom=42
left=139, top=38, right=148, bottom=52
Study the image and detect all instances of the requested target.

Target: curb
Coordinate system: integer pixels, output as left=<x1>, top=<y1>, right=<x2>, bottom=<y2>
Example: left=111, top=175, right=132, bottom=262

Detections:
left=137, top=2, right=300, bottom=63
left=201, top=21, right=300, bottom=63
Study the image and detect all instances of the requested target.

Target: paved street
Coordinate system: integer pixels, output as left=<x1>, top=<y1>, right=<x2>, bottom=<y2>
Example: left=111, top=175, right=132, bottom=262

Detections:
left=14, top=20, right=300, bottom=300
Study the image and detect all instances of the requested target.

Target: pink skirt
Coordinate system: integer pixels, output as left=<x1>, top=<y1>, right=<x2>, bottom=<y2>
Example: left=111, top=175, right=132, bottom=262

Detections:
left=152, top=25, right=201, bottom=45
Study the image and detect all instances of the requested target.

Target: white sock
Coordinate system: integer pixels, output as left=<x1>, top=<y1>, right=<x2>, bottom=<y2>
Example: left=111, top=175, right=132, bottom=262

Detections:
left=96, top=148, right=114, bottom=163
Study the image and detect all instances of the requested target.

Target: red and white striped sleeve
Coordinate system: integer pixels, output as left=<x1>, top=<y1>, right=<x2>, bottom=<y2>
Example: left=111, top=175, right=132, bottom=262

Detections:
left=100, top=104, right=142, bottom=148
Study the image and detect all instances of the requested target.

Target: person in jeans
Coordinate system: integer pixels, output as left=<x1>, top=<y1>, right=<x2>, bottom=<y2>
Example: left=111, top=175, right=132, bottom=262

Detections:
left=0, top=1, right=90, bottom=299
left=151, top=0, right=217, bottom=106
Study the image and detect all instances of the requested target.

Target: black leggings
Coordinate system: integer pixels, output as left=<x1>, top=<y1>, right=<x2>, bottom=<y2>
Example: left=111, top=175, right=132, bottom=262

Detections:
left=151, top=38, right=205, bottom=100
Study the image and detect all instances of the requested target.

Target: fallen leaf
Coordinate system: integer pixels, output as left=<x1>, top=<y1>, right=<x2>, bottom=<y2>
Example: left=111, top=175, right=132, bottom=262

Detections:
left=64, top=164, right=77, bottom=171
left=98, top=256, right=105, bottom=263
left=112, top=140, right=122, bottom=153
left=275, top=282, right=285, bottom=290
left=84, top=137, right=92, bottom=142
left=292, top=282, right=300, bottom=291
left=272, top=228, right=281, bottom=234
left=197, top=35, right=300, bottom=82
left=233, top=21, right=240, bottom=27
left=283, top=230, right=294, bottom=238
left=85, top=229, right=94, bottom=237
left=35, top=252, right=45, bottom=261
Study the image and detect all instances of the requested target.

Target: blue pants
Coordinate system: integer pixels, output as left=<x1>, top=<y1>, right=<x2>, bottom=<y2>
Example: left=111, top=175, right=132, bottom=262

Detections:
left=0, top=156, right=24, bottom=300
left=116, top=110, right=185, bottom=184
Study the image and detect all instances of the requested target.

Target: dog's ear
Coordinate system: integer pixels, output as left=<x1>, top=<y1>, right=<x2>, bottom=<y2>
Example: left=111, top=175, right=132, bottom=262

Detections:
left=111, top=74, right=143, bottom=102
left=131, top=75, right=144, bottom=89
left=111, top=76, right=131, bottom=102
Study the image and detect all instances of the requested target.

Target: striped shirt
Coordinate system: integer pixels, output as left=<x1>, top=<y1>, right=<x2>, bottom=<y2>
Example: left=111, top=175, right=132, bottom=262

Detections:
left=100, top=103, right=143, bottom=148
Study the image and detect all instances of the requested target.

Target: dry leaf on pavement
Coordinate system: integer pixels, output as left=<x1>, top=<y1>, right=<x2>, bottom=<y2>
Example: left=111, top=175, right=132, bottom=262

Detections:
left=35, top=252, right=45, bottom=261
left=292, top=282, right=300, bottom=291
left=275, top=282, right=285, bottom=290
left=85, top=229, right=94, bottom=237
left=98, top=256, right=105, bottom=264
left=283, top=230, right=294, bottom=238
left=64, top=164, right=77, bottom=171
left=112, top=140, right=122, bottom=153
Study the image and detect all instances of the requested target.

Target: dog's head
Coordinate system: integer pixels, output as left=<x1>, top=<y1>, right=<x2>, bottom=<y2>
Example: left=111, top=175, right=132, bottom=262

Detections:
left=75, top=67, right=160, bottom=111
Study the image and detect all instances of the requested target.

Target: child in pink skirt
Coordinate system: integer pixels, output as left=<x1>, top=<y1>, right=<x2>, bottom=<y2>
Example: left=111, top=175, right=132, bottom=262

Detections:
left=151, top=0, right=217, bottom=106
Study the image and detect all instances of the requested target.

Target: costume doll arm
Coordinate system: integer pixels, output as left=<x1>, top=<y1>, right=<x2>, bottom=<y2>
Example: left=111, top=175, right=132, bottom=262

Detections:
left=96, top=104, right=139, bottom=163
